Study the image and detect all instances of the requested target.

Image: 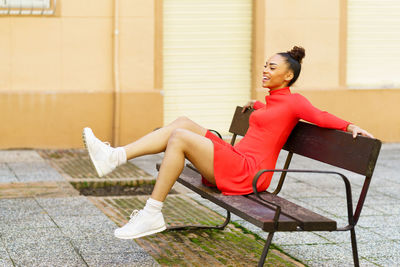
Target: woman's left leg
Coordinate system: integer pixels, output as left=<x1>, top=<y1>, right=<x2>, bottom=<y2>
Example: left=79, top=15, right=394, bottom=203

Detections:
left=114, top=129, right=215, bottom=239
left=151, top=128, right=215, bottom=202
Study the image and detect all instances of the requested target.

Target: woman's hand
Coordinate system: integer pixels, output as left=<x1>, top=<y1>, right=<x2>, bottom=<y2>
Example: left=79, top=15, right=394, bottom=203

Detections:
left=347, top=124, right=374, bottom=139
left=242, top=100, right=256, bottom=113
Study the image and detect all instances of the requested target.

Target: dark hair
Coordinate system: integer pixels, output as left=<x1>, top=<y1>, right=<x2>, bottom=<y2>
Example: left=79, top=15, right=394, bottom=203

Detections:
left=278, top=46, right=305, bottom=86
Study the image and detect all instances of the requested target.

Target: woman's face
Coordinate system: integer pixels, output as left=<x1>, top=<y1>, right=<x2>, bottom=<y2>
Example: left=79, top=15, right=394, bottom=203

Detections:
left=262, top=54, right=294, bottom=90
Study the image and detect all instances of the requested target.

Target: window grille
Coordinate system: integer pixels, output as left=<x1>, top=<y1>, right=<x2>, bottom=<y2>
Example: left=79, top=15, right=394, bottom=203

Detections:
left=0, top=0, right=56, bottom=15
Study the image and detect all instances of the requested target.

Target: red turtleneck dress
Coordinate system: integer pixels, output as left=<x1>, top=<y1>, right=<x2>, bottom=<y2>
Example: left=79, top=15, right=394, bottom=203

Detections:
left=204, top=87, right=350, bottom=195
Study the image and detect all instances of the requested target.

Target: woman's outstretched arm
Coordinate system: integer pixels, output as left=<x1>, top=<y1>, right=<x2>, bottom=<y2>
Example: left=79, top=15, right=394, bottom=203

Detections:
left=294, top=94, right=374, bottom=138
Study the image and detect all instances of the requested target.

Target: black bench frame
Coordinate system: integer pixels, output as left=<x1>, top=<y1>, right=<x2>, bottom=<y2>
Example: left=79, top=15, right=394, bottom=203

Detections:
left=157, top=106, right=381, bottom=266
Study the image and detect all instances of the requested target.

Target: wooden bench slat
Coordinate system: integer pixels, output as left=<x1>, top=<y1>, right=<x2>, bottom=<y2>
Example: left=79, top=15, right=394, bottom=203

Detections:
left=283, top=121, right=382, bottom=177
left=178, top=166, right=298, bottom=232
left=183, top=163, right=337, bottom=231
left=246, top=193, right=337, bottom=231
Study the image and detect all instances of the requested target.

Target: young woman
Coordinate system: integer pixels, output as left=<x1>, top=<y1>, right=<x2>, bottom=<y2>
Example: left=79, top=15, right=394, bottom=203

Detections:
left=83, top=46, right=373, bottom=240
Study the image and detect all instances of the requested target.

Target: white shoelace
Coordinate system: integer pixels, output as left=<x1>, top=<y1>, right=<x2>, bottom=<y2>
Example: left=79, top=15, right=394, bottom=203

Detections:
left=128, top=209, right=141, bottom=224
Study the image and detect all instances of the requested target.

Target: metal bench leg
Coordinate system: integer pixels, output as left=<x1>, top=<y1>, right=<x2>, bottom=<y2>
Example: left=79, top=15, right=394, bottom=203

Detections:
left=258, top=231, right=275, bottom=267
left=167, top=210, right=231, bottom=231
left=350, top=228, right=360, bottom=267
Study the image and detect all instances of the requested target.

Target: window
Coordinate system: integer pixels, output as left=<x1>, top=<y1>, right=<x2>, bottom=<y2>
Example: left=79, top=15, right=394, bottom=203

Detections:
left=0, top=0, right=55, bottom=15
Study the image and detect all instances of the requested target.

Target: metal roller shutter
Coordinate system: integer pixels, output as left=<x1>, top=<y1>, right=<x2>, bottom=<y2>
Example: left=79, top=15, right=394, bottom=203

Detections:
left=347, top=0, right=400, bottom=88
left=163, top=0, right=252, bottom=134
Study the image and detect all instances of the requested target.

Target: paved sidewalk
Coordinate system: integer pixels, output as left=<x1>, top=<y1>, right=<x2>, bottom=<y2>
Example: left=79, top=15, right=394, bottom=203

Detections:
left=0, top=150, right=158, bottom=267
left=0, top=144, right=398, bottom=266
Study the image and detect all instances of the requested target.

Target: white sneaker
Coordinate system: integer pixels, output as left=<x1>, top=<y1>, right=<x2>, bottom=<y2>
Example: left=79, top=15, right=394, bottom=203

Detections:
left=82, top=127, right=117, bottom=177
left=114, top=209, right=166, bottom=239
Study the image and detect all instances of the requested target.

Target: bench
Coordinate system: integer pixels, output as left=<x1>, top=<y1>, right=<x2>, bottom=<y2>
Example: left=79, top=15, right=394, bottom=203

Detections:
left=156, top=106, right=381, bottom=267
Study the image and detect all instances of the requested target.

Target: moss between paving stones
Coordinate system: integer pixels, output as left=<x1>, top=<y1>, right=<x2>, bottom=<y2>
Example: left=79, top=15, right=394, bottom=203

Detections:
left=90, top=195, right=304, bottom=266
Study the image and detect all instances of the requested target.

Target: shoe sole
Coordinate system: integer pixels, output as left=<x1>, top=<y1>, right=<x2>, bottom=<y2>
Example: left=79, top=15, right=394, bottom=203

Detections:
left=82, top=128, right=104, bottom=177
left=114, top=225, right=167, bottom=239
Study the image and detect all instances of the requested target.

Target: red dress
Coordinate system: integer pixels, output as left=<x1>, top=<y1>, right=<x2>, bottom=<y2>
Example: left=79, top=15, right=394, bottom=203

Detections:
left=204, top=87, right=350, bottom=195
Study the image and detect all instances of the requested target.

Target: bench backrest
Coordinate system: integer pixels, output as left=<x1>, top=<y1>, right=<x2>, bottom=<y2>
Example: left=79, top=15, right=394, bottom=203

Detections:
left=229, top=106, right=381, bottom=177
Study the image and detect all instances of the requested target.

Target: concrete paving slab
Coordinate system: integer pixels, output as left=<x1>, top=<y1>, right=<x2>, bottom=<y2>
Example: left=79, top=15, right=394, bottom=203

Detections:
left=4, top=227, right=85, bottom=266
left=275, top=182, right=333, bottom=198
left=272, top=232, right=332, bottom=246
left=0, top=213, right=55, bottom=233
left=372, top=164, right=400, bottom=183
left=70, top=233, right=143, bottom=256
left=36, top=196, right=106, bottom=217
left=371, top=226, right=400, bottom=241
left=365, top=256, right=400, bottom=267
left=280, top=243, right=353, bottom=262
left=0, top=175, right=18, bottom=183
left=369, top=175, right=400, bottom=188
left=0, top=198, right=43, bottom=220
left=83, top=251, right=159, bottom=267
left=0, top=244, right=7, bottom=254
left=52, top=215, right=117, bottom=239
left=8, top=162, right=64, bottom=182
left=0, top=163, right=13, bottom=175
left=8, top=161, right=60, bottom=173
left=375, top=186, right=400, bottom=200
left=305, top=258, right=376, bottom=267
left=0, top=249, right=12, bottom=266
left=0, top=258, right=13, bottom=267
left=356, top=215, right=400, bottom=228
left=371, top=203, right=400, bottom=216
left=1, top=227, right=64, bottom=245
left=300, top=201, right=383, bottom=217
left=317, top=227, right=387, bottom=244
left=9, top=250, right=85, bottom=267
left=128, top=153, right=164, bottom=178
left=0, top=194, right=160, bottom=267
left=0, top=150, right=44, bottom=163
left=363, top=194, right=399, bottom=206
left=345, top=239, right=400, bottom=259
left=16, top=172, right=65, bottom=182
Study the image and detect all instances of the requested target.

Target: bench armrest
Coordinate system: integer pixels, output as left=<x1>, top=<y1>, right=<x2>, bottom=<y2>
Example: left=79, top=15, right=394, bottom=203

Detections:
left=252, top=169, right=356, bottom=230
left=208, top=129, right=222, bottom=139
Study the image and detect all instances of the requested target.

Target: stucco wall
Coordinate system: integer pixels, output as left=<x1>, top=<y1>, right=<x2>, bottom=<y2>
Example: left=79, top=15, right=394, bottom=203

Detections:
left=0, top=0, right=162, bottom=148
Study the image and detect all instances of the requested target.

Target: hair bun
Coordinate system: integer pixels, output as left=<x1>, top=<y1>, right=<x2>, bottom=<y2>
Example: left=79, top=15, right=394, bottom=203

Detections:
left=288, top=46, right=305, bottom=64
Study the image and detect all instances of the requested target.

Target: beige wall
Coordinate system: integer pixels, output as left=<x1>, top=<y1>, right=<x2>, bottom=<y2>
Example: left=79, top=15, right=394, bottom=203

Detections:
left=299, top=90, right=400, bottom=143
left=0, top=0, right=399, bottom=148
left=0, top=0, right=156, bottom=93
left=263, top=0, right=341, bottom=89
left=0, top=0, right=163, bottom=148
left=0, top=91, right=162, bottom=149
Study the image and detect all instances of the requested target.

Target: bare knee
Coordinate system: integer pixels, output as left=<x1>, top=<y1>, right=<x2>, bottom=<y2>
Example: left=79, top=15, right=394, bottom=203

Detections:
left=170, top=116, right=207, bottom=137
left=167, top=128, right=188, bottom=149
left=170, top=116, right=192, bottom=129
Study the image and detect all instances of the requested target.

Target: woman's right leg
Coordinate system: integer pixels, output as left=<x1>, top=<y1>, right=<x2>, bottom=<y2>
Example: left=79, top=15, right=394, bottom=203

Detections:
left=123, top=116, right=207, bottom=159
left=83, top=116, right=208, bottom=177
